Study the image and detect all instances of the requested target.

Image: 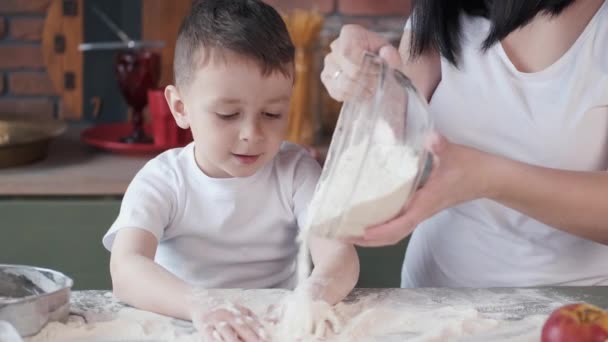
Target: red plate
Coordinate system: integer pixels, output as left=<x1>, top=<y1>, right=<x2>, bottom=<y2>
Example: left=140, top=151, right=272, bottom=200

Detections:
left=81, top=123, right=190, bottom=155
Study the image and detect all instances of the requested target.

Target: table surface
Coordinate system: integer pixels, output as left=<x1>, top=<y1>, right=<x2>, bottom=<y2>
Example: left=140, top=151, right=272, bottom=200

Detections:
left=26, top=287, right=608, bottom=341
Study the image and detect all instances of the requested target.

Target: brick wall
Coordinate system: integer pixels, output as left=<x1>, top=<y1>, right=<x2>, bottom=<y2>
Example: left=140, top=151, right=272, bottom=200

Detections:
left=265, top=0, right=410, bottom=16
left=264, top=0, right=412, bottom=136
left=0, top=0, right=410, bottom=121
left=0, top=0, right=57, bottom=120
left=267, top=0, right=411, bottom=39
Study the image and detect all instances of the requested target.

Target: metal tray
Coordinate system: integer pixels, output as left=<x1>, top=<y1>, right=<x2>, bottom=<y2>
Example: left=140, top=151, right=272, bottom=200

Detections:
left=0, top=264, right=73, bottom=337
left=0, top=115, right=67, bottom=168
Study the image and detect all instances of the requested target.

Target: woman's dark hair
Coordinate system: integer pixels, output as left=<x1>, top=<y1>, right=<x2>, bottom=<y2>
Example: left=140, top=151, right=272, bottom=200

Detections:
left=409, top=0, right=576, bottom=65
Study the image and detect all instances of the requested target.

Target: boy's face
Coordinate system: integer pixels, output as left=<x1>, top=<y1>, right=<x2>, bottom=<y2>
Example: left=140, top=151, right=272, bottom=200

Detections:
left=166, top=51, right=293, bottom=178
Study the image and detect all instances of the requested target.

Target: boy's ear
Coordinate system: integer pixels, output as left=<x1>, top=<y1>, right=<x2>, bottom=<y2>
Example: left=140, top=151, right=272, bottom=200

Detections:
left=165, top=85, right=190, bottom=129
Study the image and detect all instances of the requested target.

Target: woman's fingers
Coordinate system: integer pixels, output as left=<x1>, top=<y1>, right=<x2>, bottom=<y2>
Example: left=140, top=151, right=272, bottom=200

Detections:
left=321, top=24, right=394, bottom=102
left=321, top=53, right=358, bottom=101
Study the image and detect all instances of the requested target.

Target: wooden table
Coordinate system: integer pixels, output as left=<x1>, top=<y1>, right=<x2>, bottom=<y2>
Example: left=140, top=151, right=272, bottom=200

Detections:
left=26, top=287, right=608, bottom=341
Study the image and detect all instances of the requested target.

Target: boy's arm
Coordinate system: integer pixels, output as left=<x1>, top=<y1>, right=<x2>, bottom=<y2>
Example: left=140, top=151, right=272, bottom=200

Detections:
left=305, top=236, right=359, bottom=305
left=110, top=228, right=194, bottom=320
left=290, top=150, right=359, bottom=304
left=111, top=228, right=267, bottom=341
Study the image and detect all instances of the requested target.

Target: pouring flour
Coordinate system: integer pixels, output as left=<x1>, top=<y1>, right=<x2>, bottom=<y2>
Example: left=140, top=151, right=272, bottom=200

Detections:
left=275, top=53, right=435, bottom=340
left=305, top=52, right=433, bottom=240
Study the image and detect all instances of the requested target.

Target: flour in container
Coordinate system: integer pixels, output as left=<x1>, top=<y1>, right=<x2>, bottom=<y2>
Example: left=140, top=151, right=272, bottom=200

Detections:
left=307, top=118, right=421, bottom=238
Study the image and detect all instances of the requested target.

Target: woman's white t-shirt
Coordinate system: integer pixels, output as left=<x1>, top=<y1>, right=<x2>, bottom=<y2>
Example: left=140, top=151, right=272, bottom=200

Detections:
left=403, top=2, right=608, bottom=287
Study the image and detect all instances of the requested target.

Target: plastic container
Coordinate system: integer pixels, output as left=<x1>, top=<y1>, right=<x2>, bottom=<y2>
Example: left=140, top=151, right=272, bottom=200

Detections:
left=147, top=89, right=193, bottom=147
left=307, top=53, right=434, bottom=239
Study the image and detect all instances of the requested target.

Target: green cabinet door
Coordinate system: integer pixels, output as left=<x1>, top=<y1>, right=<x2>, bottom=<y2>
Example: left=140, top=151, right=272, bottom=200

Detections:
left=356, top=238, right=408, bottom=288
left=0, top=199, right=120, bottom=290
left=0, top=198, right=408, bottom=290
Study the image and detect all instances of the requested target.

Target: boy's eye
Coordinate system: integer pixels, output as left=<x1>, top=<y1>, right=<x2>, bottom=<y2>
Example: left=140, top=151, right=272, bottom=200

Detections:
left=216, top=112, right=239, bottom=120
left=263, top=112, right=282, bottom=119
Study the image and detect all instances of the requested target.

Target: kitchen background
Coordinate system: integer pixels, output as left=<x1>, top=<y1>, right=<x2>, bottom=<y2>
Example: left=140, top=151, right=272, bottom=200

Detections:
left=0, top=0, right=409, bottom=124
left=0, top=0, right=411, bottom=290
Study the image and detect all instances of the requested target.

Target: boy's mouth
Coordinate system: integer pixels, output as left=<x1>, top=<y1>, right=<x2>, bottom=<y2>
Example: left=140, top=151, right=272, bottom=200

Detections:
left=232, top=153, right=261, bottom=165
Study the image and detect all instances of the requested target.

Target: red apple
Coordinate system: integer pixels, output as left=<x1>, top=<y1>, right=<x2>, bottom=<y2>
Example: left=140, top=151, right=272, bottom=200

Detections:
left=541, top=303, right=608, bottom=342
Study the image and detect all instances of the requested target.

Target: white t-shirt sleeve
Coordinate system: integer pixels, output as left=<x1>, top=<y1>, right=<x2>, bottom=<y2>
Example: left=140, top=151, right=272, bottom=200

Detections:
left=102, top=159, right=177, bottom=251
left=292, top=153, right=322, bottom=229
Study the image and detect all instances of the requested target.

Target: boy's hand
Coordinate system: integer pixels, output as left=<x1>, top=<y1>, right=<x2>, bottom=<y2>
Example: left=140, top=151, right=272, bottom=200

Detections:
left=190, top=299, right=268, bottom=342
left=189, top=289, right=270, bottom=342
left=267, top=283, right=341, bottom=340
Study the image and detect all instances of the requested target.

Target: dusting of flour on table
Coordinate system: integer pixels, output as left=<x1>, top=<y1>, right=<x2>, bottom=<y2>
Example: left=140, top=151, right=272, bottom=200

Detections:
left=28, top=288, right=578, bottom=341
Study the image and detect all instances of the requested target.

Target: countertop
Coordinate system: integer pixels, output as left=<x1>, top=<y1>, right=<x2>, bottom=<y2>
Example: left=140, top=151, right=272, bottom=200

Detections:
left=27, top=287, right=608, bottom=341
left=0, top=126, right=329, bottom=197
left=0, top=126, right=152, bottom=197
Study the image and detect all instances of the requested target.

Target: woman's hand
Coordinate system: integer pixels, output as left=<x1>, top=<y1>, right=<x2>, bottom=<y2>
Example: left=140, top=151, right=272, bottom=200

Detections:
left=321, top=24, right=402, bottom=101
left=349, top=133, right=495, bottom=247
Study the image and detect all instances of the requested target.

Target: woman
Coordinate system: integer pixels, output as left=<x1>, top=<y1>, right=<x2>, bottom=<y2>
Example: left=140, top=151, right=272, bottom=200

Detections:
left=322, top=0, right=608, bottom=287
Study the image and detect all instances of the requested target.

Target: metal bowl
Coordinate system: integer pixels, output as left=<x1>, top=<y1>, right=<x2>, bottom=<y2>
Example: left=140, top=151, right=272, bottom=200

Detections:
left=0, top=264, right=73, bottom=337
left=0, top=115, right=67, bottom=168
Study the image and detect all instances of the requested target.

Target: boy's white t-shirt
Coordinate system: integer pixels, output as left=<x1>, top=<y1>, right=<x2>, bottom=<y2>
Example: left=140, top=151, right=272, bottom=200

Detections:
left=103, top=142, right=321, bottom=289
left=403, top=2, right=608, bottom=287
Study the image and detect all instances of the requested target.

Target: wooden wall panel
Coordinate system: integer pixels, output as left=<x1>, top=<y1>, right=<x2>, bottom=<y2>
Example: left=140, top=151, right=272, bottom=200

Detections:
left=42, top=0, right=83, bottom=119
left=142, top=0, right=192, bottom=88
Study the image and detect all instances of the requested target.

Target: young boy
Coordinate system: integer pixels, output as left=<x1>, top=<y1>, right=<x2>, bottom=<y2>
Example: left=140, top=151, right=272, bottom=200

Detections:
left=102, top=0, right=359, bottom=341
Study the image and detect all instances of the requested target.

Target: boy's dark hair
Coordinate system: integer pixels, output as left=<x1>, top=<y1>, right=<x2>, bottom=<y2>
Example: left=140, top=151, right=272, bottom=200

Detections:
left=409, top=0, right=576, bottom=66
left=174, top=0, right=294, bottom=87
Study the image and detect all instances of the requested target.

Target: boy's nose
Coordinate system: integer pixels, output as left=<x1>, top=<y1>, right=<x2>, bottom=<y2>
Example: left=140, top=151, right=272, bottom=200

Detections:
left=239, top=119, right=264, bottom=142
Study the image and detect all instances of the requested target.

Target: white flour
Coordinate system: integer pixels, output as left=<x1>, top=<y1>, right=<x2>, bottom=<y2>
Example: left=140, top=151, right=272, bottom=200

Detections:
left=0, top=321, right=22, bottom=342
left=272, top=291, right=341, bottom=341
left=28, top=288, right=574, bottom=342
left=308, top=143, right=420, bottom=238
left=307, top=114, right=422, bottom=239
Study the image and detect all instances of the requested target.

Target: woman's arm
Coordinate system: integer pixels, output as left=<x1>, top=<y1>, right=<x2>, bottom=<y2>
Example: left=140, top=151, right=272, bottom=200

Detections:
left=352, top=136, right=608, bottom=247
left=488, top=151, right=608, bottom=245
left=335, top=25, right=608, bottom=247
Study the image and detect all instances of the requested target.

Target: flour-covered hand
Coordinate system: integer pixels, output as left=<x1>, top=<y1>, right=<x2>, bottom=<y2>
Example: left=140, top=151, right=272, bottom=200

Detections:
left=268, top=280, right=341, bottom=340
left=190, top=292, right=268, bottom=342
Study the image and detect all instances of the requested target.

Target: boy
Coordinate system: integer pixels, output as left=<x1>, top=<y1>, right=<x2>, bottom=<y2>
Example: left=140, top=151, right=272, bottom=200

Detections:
left=102, top=0, right=359, bottom=341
